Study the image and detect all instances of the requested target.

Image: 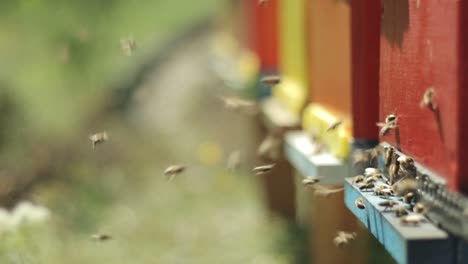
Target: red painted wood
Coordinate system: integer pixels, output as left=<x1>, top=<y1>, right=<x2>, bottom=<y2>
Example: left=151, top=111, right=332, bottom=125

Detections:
left=307, top=0, right=351, bottom=117
left=351, top=0, right=381, bottom=140
left=245, top=0, right=279, bottom=70
left=380, top=0, right=461, bottom=190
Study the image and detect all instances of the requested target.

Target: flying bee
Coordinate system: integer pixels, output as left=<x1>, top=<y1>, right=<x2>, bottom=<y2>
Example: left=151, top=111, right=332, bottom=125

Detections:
left=91, top=233, right=112, bottom=242
left=398, top=155, right=417, bottom=177
left=257, top=133, right=282, bottom=161
left=392, top=179, right=419, bottom=196
left=420, top=87, right=436, bottom=111
left=358, top=182, right=375, bottom=191
left=333, top=231, right=357, bottom=248
left=376, top=114, right=398, bottom=136
left=401, top=214, right=425, bottom=225
left=355, top=198, right=366, bottom=209
left=164, top=164, right=186, bottom=181
left=309, top=142, right=326, bottom=156
left=384, top=146, right=394, bottom=167
left=352, top=150, right=370, bottom=166
left=302, top=176, right=322, bottom=187
left=226, top=150, right=241, bottom=171
left=219, top=96, right=258, bottom=115
left=253, top=164, right=276, bottom=175
left=378, top=200, right=398, bottom=211
left=313, top=185, right=344, bottom=197
left=352, top=175, right=365, bottom=185
left=260, top=75, right=281, bottom=86
left=258, top=0, right=269, bottom=4
left=89, top=132, right=109, bottom=148
left=413, top=202, right=426, bottom=214
left=403, top=192, right=415, bottom=203
left=120, top=35, right=136, bottom=56
left=393, top=205, right=409, bottom=217
left=326, top=119, right=343, bottom=132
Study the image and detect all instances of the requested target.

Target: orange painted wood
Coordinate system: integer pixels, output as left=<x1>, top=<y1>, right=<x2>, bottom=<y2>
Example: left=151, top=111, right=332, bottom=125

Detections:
left=307, top=0, right=351, bottom=116
left=379, top=0, right=464, bottom=191
left=351, top=0, right=381, bottom=140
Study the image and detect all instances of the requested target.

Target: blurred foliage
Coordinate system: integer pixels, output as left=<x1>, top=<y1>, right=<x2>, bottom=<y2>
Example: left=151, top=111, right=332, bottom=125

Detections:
left=0, top=0, right=216, bottom=145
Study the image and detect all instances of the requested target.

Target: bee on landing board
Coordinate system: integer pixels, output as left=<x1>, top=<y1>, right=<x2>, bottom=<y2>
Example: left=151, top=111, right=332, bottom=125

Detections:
left=401, top=214, right=425, bottom=225
left=378, top=200, right=398, bottom=211
left=253, top=164, right=275, bottom=175
left=164, top=164, right=186, bottom=181
left=89, top=132, right=109, bottom=148
left=393, top=205, right=409, bottom=217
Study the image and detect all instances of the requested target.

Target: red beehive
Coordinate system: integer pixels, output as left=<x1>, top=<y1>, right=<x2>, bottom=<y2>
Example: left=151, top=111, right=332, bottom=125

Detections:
left=379, top=0, right=468, bottom=192
left=244, top=0, right=279, bottom=71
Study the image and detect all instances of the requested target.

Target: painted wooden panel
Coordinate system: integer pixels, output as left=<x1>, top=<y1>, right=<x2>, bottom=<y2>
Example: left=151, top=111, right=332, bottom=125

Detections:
left=245, top=0, right=279, bottom=71
left=351, top=0, right=381, bottom=141
left=273, top=0, right=308, bottom=115
left=308, top=0, right=351, bottom=117
left=379, top=0, right=462, bottom=190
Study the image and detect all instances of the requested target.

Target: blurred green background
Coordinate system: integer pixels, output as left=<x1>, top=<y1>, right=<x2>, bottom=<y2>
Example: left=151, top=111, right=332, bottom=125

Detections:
left=0, top=1, right=302, bottom=263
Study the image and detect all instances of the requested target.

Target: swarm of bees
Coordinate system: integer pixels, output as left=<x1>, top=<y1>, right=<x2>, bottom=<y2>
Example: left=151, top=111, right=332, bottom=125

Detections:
left=252, top=164, right=276, bottom=175
left=333, top=231, right=357, bottom=248
left=376, top=114, right=398, bottom=137
left=120, top=36, right=136, bottom=56
left=89, top=132, right=109, bottom=148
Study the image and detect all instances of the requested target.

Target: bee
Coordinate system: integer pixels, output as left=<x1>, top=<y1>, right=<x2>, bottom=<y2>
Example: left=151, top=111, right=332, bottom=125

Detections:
left=226, top=150, right=241, bottom=171
left=374, top=186, right=394, bottom=197
left=355, top=198, right=366, bottom=209
left=309, top=142, right=326, bottom=156
left=392, top=179, right=419, bottom=196
left=326, top=119, right=343, bottom=132
left=120, top=35, right=136, bottom=56
left=352, top=175, right=365, bottom=185
left=91, top=233, right=112, bottom=242
left=164, top=164, right=186, bottom=181
left=302, top=176, right=322, bottom=187
left=393, top=205, right=409, bottom=217
left=89, top=132, right=109, bottom=148
left=352, top=150, right=370, bottom=166
left=389, top=153, right=400, bottom=184
left=258, top=0, right=269, bottom=5
left=403, top=192, right=415, bottom=203
left=398, top=155, right=416, bottom=177
left=333, top=231, right=357, bottom=248
left=358, top=182, right=375, bottom=191
left=378, top=200, right=398, bottom=211
left=219, top=96, right=258, bottom=115
left=364, top=167, right=382, bottom=178
left=401, top=214, right=425, bottom=225
left=260, top=75, right=281, bottom=86
left=253, top=164, right=276, bottom=175
left=313, top=185, right=344, bottom=197
left=413, top=202, right=426, bottom=214
left=420, top=87, right=436, bottom=111
left=257, top=134, right=281, bottom=161
left=384, top=146, right=394, bottom=167
left=376, top=114, right=398, bottom=137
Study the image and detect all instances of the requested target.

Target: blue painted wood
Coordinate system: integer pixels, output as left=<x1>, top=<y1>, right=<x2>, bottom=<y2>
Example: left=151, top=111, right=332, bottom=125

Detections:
left=344, top=178, right=455, bottom=264
left=284, top=131, right=349, bottom=184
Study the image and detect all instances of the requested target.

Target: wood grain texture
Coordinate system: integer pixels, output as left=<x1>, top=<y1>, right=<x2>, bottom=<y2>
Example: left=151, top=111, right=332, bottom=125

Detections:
left=308, top=0, right=351, bottom=116
left=245, top=0, right=279, bottom=71
left=351, top=0, right=381, bottom=140
left=380, top=0, right=460, bottom=190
